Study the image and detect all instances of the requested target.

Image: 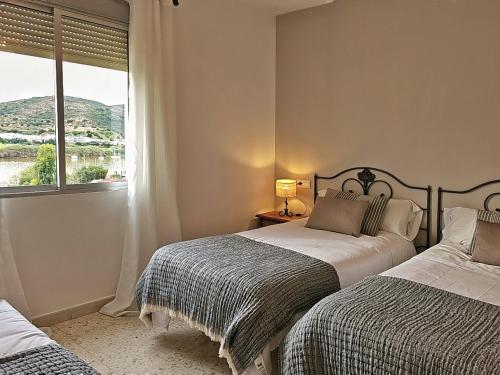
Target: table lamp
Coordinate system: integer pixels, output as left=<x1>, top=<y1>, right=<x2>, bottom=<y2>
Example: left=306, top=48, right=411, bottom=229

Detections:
left=276, top=179, right=297, bottom=217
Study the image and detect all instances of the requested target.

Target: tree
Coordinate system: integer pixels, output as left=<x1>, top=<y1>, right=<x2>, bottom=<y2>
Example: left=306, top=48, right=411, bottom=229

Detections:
left=19, top=144, right=56, bottom=185
left=37, top=144, right=56, bottom=184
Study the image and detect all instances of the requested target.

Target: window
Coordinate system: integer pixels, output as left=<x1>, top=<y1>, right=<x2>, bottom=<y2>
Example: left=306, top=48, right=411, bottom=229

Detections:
left=0, top=1, right=128, bottom=195
left=0, top=3, right=56, bottom=188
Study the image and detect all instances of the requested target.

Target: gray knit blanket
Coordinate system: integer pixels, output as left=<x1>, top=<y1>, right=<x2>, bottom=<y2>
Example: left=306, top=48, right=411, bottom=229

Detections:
left=136, top=234, right=339, bottom=374
left=279, top=275, right=500, bottom=375
left=0, top=344, right=98, bottom=375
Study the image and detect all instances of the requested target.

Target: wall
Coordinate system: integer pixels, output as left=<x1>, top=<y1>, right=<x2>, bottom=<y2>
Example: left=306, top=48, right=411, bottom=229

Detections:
left=3, top=191, right=127, bottom=319
left=175, top=0, right=276, bottom=239
left=276, top=0, right=500, bottom=225
left=2, top=0, right=276, bottom=320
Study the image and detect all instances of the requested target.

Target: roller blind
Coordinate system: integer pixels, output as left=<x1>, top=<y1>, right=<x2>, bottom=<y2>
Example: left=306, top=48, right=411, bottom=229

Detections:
left=0, top=2, right=54, bottom=59
left=62, top=15, right=128, bottom=71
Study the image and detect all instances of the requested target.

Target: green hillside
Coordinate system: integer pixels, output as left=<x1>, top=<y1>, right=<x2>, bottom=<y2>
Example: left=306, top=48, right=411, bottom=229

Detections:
left=0, top=96, right=125, bottom=140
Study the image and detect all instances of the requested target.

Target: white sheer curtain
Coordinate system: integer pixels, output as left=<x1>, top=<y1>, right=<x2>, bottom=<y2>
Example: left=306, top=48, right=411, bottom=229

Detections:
left=101, top=0, right=182, bottom=317
left=0, top=200, right=31, bottom=318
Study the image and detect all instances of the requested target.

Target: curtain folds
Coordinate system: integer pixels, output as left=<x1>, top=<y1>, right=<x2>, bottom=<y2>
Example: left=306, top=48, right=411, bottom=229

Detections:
left=0, top=200, right=32, bottom=319
left=100, top=0, right=182, bottom=317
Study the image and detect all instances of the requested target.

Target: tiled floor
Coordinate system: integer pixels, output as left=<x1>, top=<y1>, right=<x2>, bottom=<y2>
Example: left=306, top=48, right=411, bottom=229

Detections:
left=50, top=313, right=231, bottom=375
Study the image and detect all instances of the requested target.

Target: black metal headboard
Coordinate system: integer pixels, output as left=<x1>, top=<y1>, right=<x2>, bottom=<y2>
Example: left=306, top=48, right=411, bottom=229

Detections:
left=437, top=180, right=500, bottom=242
left=314, top=167, right=432, bottom=250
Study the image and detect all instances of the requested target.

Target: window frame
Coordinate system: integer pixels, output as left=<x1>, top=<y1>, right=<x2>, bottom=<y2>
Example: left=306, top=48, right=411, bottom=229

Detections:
left=0, top=0, right=129, bottom=199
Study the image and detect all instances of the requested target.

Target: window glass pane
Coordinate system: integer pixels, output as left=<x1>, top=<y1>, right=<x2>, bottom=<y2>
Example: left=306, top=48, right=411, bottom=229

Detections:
left=62, top=16, right=128, bottom=185
left=0, top=4, right=56, bottom=188
left=63, top=62, right=127, bottom=184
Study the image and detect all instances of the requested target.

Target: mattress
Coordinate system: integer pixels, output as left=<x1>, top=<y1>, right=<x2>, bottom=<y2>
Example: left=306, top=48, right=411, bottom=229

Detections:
left=382, top=241, right=500, bottom=306
left=240, top=218, right=416, bottom=288
left=0, top=299, right=54, bottom=358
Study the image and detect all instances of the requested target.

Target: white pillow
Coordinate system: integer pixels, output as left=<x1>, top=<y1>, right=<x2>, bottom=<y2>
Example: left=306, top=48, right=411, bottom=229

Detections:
left=317, top=189, right=327, bottom=197
left=441, top=207, right=477, bottom=253
left=381, top=199, right=423, bottom=241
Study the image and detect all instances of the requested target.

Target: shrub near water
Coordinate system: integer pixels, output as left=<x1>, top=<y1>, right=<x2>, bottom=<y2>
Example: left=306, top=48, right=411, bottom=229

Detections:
left=19, top=144, right=56, bottom=185
left=72, top=166, right=108, bottom=183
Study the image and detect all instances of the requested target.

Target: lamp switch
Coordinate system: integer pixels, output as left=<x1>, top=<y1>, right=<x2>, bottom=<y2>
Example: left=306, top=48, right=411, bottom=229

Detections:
left=297, top=180, right=311, bottom=189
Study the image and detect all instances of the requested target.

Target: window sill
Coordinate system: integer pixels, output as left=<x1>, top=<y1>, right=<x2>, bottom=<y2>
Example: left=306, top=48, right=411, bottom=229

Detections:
left=0, top=182, right=127, bottom=199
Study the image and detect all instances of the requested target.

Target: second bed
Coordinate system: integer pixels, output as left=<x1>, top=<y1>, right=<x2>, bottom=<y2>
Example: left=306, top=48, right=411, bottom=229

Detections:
left=278, top=181, right=500, bottom=375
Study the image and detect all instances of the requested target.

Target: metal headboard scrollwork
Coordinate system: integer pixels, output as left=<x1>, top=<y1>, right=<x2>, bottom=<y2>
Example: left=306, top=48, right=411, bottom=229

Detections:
left=314, top=167, right=432, bottom=251
left=437, top=180, right=500, bottom=242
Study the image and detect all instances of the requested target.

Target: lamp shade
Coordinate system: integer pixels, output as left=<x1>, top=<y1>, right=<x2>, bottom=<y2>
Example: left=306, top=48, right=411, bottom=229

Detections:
left=276, top=179, right=297, bottom=198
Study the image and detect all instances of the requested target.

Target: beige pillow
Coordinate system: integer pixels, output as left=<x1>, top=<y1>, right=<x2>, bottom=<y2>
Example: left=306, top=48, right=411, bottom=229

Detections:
left=471, top=220, right=500, bottom=267
left=306, top=196, right=369, bottom=237
left=325, top=188, right=389, bottom=237
left=470, top=210, right=500, bottom=254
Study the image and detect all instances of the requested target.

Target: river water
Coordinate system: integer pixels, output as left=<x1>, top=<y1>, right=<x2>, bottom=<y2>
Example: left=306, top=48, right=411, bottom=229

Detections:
left=0, top=156, right=126, bottom=187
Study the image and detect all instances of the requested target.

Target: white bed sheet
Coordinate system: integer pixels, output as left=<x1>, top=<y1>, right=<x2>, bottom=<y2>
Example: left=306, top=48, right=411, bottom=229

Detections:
left=382, top=241, right=500, bottom=306
left=239, top=218, right=416, bottom=288
left=0, top=299, right=54, bottom=358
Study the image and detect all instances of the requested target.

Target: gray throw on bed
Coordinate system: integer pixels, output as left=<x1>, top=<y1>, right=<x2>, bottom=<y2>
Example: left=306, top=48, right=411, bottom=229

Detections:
left=136, top=234, right=340, bottom=374
left=279, top=275, right=500, bottom=375
left=0, top=344, right=98, bottom=375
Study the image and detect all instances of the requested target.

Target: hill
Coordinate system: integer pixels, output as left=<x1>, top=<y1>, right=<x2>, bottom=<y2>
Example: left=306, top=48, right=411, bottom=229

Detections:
left=0, top=96, right=125, bottom=140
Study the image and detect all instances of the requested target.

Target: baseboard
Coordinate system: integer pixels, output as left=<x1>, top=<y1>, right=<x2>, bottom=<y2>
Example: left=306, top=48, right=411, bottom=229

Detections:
left=32, top=295, right=115, bottom=327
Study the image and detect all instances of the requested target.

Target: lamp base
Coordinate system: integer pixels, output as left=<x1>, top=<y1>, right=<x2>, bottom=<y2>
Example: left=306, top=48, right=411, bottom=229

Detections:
left=279, top=209, right=294, bottom=217
left=279, top=198, right=294, bottom=217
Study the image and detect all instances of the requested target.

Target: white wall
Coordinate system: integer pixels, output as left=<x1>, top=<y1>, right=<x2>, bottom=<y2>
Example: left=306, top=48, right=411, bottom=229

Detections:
left=3, top=191, right=127, bottom=318
left=2, top=0, right=276, bottom=320
left=276, top=0, right=500, bottom=229
left=175, top=0, right=276, bottom=239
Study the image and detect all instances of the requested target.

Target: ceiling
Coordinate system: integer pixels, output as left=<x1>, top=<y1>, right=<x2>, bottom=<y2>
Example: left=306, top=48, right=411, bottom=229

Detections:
left=238, top=0, right=334, bottom=16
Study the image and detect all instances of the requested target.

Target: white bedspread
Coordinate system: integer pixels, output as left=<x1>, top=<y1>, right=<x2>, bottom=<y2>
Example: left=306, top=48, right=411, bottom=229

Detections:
left=0, top=300, right=53, bottom=358
left=240, top=218, right=416, bottom=288
left=383, top=241, right=500, bottom=306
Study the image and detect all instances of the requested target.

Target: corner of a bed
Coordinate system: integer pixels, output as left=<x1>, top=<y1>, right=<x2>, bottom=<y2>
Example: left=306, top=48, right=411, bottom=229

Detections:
left=0, top=299, right=99, bottom=375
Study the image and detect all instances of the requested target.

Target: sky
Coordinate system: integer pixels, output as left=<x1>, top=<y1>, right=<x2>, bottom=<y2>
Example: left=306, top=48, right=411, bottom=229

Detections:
left=0, top=51, right=127, bottom=106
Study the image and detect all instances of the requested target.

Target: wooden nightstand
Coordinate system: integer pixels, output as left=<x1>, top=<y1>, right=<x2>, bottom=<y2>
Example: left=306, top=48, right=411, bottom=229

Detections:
left=256, top=211, right=307, bottom=227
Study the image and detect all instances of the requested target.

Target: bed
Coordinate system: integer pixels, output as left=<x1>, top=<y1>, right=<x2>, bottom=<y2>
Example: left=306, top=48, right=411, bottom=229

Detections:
left=136, top=167, right=432, bottom=375
left=278, top=180, right=500, bottom=375
left=0, top=299, right=98, bottom=375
